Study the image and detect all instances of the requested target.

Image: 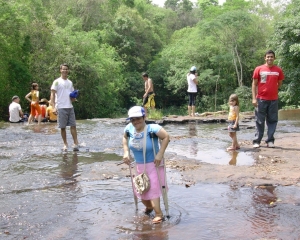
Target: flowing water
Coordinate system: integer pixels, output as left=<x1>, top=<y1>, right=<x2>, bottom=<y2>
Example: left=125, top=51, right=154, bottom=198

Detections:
left=1, top=115, right=300, bottom=239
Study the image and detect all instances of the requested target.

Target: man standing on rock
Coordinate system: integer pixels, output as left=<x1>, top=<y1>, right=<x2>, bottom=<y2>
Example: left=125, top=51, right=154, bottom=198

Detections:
left=252, top=50, right=284, bottom=148
left=142, top=73, right=155, bottom=117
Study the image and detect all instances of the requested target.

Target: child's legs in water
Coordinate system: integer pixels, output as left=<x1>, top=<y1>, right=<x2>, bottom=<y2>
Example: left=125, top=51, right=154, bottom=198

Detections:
left=229, top=132, right=238, bottom=148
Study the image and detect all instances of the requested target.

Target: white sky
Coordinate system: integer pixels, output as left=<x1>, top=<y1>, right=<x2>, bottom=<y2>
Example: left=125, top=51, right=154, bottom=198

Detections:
left=151, top=0, right=226, bottom=7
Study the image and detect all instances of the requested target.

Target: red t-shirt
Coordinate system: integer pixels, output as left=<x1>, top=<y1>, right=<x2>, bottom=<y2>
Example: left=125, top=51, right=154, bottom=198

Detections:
left=252, top=64, right=284, bottom=100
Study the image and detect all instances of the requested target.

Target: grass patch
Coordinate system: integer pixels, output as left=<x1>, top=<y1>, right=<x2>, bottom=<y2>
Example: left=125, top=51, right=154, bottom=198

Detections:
left=147, top=108, right=163, bottom=119
left=281, top=105, right=300, bottom=110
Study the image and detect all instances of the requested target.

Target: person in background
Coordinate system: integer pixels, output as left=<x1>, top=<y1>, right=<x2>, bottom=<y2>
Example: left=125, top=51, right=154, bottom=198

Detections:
left=50, top=63, right=79, bottom=151
left=123, top=106, right=170, bottom=224
left=227, top=94, right=240, bottom=151
left=187, top=66, right=198, bottom=117
left=25, top=82, right=42, bottom=125
left=142, top=73, right=155, bottom=117
left=252, top=50, right=284, bottom=148
left=34, top=98, right=48, bottom=122
left=22, top=113, right=29, bottom=122
left=9, top=96, right=24, bottom=123
left=45, top=99, right=57, bottom=122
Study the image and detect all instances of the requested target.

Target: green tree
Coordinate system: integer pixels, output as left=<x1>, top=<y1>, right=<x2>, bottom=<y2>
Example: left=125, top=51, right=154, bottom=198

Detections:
left=271, top=0, right=300, bottom=106
left=0, top=0, right=32, bottom=119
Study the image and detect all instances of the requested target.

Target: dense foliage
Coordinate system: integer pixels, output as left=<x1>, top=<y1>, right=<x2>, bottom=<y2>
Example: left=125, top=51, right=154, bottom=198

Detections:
left=1, top=0, right=297, bottom=120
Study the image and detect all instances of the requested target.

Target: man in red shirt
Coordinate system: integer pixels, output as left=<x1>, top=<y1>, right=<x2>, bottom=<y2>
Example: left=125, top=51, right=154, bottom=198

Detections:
left=252, top=50, right=284, bottom=148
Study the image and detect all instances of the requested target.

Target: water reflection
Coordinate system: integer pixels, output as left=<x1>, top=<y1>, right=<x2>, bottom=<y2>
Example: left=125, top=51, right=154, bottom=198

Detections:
left=188, top=122, right=197, bottom=137
left=32, top=125, right=42, bottom=133
left=61, top=153, right=79, bottom=180
left=228, top=151, right=238, bottom=165
left=188, top=122, right=198, bottom=156
left=253, top=185, right=277, bottom=205
left=165, top=123, right=255, bottom=166
left=133, top=227, right=168, bottom=240
left=130, top=215, right=170, bottom=240
left=1, top=120, right=300, bottom=239
left=248, top=185, right=278, bottom=237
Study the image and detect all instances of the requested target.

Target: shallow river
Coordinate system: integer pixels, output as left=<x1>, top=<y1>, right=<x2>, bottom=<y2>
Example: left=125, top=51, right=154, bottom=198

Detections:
left=1, top=117, right=300, bottom=239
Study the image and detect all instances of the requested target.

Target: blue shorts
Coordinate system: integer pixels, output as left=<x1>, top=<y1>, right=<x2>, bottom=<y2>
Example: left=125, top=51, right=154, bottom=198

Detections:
left=57, top=108, right=76, bottom=128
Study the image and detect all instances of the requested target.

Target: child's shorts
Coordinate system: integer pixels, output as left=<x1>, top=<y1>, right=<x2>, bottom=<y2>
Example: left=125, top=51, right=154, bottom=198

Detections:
left=228, top=120, right=240, bottom=132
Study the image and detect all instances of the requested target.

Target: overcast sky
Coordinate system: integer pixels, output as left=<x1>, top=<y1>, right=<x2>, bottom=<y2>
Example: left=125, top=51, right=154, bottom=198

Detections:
left=151, top=0, right=226, bottom=7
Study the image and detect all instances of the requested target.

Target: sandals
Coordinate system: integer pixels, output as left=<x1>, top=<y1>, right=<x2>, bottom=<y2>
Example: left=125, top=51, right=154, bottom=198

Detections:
left=144, top=209, right=164, bottom=224
left=144, top=208, right=154, bottom=215
left=152, top=216, right=164, bottom=224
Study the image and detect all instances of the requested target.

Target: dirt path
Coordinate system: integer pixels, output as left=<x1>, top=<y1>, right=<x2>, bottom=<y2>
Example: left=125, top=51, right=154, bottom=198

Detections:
left=167, top=132, right=300, bottom=187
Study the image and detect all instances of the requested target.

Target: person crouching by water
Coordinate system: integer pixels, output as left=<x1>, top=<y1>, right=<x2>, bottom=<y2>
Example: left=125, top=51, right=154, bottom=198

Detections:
left=45, top=99, right=57, bottom=122
left=227, top=94, right=240, bottom=151
left=122, top=106, right=170, bottom=224
left=9, top=96, right=24, bottom=123
left=25, top=82, right=42, bottom=125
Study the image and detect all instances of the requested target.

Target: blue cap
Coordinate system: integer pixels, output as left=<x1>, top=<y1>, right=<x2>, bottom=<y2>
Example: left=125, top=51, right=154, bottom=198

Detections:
left=70, top=90, right=79, bottom=98
left=190, top=66, right=197, bottom=71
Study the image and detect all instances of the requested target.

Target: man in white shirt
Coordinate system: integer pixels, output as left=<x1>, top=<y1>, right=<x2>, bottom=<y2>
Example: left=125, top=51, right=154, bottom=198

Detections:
left=9, top=96, right=24, bottom=123
left=50, top=64, right=79, bottom=152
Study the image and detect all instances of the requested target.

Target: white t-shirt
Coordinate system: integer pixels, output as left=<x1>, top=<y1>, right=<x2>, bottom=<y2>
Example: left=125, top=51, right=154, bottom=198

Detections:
left=9, top=102, right=22, bottom=122
left=187, top=73, right=197, bottom=93
left=51, top=77, right=74, bottom=109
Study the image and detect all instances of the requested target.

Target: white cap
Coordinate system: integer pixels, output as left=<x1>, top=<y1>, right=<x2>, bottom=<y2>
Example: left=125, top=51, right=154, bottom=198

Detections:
left=12, top=95, right=19, bottom=100
left=190, top=66, right=197, bottom=71
left=127, top=106, right=145, bottom=119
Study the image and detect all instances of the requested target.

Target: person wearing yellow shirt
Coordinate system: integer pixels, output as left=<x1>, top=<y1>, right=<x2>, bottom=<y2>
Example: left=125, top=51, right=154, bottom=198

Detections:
left=45, top=100, right=57, bottom=122
left=25, top=83, right=42, bottom=125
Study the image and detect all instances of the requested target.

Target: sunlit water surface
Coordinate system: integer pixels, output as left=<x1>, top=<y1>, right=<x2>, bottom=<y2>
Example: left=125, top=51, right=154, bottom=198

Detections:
left=1, top=117, right=300, bottom=239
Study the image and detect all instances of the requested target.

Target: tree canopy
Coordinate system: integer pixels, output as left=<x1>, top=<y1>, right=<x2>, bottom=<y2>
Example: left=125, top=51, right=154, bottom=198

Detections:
left=0, top=0, right=298, bottom=120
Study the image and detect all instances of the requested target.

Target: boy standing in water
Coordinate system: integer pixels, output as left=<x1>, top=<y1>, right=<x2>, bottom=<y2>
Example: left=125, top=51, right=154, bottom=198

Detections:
left=50, top=64, right=79, bottom=151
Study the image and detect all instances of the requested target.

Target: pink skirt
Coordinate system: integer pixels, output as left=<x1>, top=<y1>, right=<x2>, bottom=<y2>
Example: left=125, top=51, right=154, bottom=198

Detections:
left=134, top=162, right=168, bottom=200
